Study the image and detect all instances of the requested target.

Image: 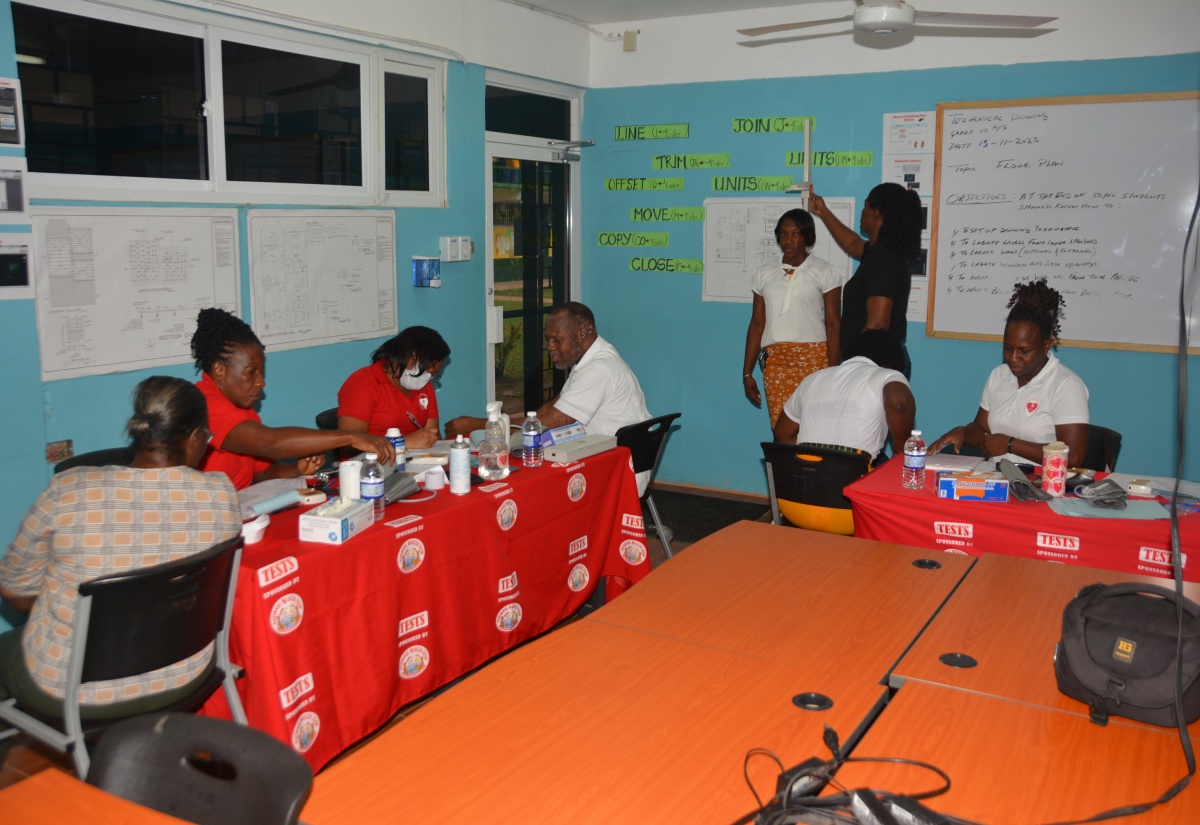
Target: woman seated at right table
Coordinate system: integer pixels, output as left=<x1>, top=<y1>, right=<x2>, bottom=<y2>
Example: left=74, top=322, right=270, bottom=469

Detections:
left=928, top=277, right=1089, bottom=467
left=337, top=326, right=450, bottom=450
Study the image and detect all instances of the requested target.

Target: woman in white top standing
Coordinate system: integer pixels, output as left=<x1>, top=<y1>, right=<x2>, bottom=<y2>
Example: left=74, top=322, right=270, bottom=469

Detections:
left=742, top=208, right=844, bottom=429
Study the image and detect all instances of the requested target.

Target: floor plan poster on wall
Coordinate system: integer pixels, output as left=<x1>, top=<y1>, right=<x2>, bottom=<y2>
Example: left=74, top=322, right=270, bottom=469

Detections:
left=702, top=197, right=854, bottom=302
left=248, top=211, right=397, bottom=351
left=32, top=208, right=240, bottom=380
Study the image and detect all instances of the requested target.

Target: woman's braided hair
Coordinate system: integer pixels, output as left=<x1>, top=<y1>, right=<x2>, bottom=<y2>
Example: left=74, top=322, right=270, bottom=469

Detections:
left=191, top=307, right=262, bottom=373
left=1006, top=276, right=1064, bottom=344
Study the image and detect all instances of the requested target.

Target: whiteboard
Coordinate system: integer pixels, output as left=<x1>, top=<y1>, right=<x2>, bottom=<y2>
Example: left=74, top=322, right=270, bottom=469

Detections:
left=32, top=207, right=241, bottom=380
left=248, top=210, right=398, bottom=352
left=930, top=93, right=1200, bottom=351
left=702, top=197, right=855, bottom=303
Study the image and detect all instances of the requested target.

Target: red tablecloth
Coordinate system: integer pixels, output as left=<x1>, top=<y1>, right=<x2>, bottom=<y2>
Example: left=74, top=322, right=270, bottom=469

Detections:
left=203, top=447, right=649, bottom=770
left=846, top=460, right=1197, bottom=582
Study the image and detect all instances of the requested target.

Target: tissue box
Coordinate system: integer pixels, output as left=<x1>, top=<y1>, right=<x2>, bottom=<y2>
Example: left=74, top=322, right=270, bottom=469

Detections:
left=299, top=498, right=374, bottom=544
left=936, top=471, right=1009, bottom=503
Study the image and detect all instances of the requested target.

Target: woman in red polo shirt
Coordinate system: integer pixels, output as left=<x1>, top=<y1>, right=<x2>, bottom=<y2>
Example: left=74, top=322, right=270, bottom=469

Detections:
left=192, top=308, right=393, bottom=489
left=336, top=326, right=450, bottom=449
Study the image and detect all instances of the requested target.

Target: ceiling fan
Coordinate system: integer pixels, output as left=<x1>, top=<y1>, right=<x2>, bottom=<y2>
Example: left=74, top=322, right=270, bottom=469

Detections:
left=737, top=1, right=1056, bottom=41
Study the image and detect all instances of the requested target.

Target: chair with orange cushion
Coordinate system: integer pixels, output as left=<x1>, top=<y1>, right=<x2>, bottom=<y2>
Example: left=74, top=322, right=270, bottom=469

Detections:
left=761, top=441, right=873, bottom=536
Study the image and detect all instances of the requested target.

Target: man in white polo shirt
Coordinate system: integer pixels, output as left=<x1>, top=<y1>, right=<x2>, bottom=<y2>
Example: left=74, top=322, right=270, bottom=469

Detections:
left=539, top=302, right=649, bottom=437
left=773, top=329, right=915, bottom=463
left=444, top=302, right=650, bottom=486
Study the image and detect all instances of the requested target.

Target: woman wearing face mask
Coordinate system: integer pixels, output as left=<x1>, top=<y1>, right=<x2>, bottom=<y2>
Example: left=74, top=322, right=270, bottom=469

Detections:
left=193, top=308, right=394, bottom=489
left=337, top=326, right=451, bottom=449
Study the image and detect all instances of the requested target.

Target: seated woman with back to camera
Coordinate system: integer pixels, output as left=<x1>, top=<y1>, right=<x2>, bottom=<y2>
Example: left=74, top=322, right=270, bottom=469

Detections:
left=0, top=376, right=241, bottom=717
left=928, top=277, right=1089, bottom=467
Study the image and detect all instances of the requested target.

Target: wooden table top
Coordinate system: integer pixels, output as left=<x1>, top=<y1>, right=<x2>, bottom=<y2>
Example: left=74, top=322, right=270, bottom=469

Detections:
left=0, top=769, right=190, bottom=824
left=302, top=617, right=889, bottom=825
left=587, top=520, right=974, bottom=680
left=890, top=551, right=1200, bottom=735
left=833, top=681, right=1199, bottom=824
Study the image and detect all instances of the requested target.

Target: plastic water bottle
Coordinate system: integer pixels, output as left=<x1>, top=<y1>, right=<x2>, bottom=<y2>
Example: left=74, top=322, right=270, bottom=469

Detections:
left=902, top=429, right=926, bottom=490
left=478, top=410, right=510, bottom=480
left=386, top=427, right=406, bottom=472
left=522, top=412, right=543, bottom=468
left=361, top=452, right=386, bottom=520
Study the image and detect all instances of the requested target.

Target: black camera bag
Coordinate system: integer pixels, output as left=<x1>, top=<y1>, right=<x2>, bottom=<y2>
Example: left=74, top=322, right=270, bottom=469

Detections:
left=1055, top=581, right=1200, bottom=727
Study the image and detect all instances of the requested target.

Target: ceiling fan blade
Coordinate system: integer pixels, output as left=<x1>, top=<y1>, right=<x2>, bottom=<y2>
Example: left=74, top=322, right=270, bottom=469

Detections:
left=737, top=15, right=853, bottom=37
left=905, top=25, right=1055, bottom=39
left=737, top=30, right=853, bottom=48
left=913, top=11, right=1057, bottom=28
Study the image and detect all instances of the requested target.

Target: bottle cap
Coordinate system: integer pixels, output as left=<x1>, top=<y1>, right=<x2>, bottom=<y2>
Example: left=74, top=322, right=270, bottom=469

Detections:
left=527, top=411, right=536, bottom=417
left=365, top=452, right=378, bottom=460
left=912, top=429, right=922, bottom=436
left=385, top=427, right=401, bottom=437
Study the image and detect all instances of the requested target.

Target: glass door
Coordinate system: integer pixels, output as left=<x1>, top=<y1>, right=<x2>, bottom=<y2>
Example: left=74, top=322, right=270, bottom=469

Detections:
left=489, top=155, right=568, bottom=417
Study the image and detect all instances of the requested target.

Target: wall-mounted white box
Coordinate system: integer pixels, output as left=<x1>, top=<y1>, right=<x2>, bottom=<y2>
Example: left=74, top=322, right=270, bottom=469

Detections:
left=439, top=236, right=472, bottom=262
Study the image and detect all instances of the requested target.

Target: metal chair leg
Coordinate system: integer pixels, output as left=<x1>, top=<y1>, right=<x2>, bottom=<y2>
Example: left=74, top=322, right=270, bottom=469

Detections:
left=645, top=494, right=673, bottom=558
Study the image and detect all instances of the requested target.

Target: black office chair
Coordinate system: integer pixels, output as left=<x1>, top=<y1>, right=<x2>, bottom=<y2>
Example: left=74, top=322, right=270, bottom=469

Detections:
left=1082, top=425, right=1122, bottom=473
left=615, top=413, right=682, bottom=559
left=88, top=712, right=312, bottom=825
left=315, top=407, right=338, bottom=430
left=314, top=407, right=340, bottom=471
left=761, top=442, right=873, bottom=535
left=0, top=537, right=248, bottom=778
left=54, top=447, right=135, bottom=474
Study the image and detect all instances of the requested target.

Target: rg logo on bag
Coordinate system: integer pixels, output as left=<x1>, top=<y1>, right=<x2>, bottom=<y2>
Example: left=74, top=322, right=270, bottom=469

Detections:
left=1113, top=637, right=1136, bottom=663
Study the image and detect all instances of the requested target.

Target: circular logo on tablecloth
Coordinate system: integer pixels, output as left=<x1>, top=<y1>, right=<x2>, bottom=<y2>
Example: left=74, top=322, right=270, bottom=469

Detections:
left=567, top=473, right=587, bottom=501
left=567, top=563, right=590, bottom=592
left=292, top=711, right=320, bottom=753
left=397, top=538, right=426, bottom=573
left=496, top=499, right=518, bottom=531
left=399, top=644, right=430, bottom=679
left=620, top=540, right=648, bottom=566
left=269, top=593, right=303, bottom=635
left=496, top=603, right=523, bottom=632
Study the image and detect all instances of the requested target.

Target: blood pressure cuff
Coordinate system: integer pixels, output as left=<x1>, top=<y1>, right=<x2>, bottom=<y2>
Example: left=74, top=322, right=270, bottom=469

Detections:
left=1074, top=478, right=1128, bottom=509
left=997, top=458, right=1050, bottom=501
left=1055, top=582, right=1200, bottom=727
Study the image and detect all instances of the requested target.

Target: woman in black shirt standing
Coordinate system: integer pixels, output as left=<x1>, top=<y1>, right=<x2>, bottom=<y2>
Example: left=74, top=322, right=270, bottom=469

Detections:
left=810, top=182, right=923, bottom=378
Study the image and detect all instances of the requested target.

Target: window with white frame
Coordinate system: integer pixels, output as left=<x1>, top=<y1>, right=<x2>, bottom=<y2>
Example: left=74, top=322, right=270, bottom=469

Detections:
left=11, top=0, right=445, bottom=205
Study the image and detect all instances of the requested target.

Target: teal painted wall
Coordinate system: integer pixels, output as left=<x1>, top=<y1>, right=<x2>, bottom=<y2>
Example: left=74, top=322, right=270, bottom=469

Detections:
left=0, top=4, right=489, bottom=630
left=581, top=54, right=1200, bottom=494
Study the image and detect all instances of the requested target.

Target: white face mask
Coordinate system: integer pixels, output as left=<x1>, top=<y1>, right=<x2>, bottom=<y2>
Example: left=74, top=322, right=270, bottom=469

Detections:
left=399, top=367, right=432, bottom=390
